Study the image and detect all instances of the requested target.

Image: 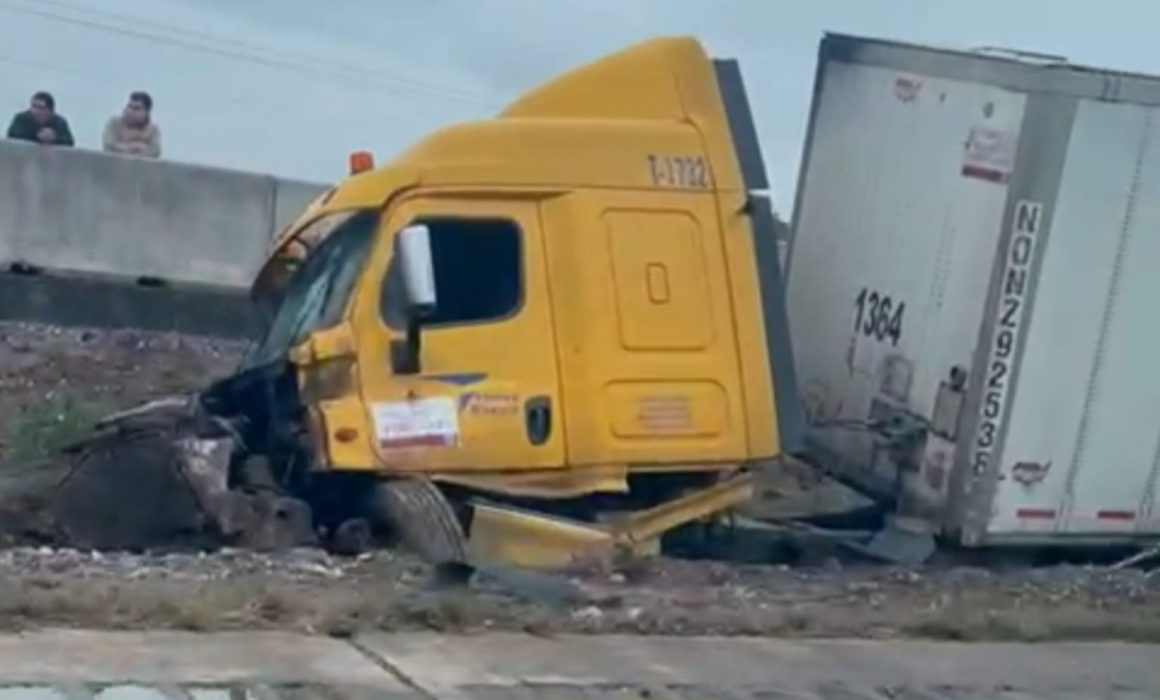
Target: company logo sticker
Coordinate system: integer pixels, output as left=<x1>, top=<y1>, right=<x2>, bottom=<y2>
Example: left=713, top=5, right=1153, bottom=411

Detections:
left=894, top=76, right=922, bottom=102
left=459, top=392, right=519, bottom=416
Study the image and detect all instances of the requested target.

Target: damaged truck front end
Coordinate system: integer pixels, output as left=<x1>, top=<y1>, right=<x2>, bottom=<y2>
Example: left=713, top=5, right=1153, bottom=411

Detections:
left=48, top=206, right=389, bottom=554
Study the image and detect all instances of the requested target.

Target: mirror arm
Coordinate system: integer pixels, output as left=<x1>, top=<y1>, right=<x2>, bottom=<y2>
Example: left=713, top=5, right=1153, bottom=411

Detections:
left=390, top=316, right=424, bottom=375
left=406, top=316, right=422, bottom=362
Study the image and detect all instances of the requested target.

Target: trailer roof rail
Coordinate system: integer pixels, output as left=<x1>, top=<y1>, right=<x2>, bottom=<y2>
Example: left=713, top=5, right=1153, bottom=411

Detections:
left=971, top=45, right=1069, bottom=65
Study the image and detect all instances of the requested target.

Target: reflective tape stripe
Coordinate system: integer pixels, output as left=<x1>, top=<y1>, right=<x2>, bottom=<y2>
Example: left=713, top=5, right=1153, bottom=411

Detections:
left=1016, top=507, right=1056, bottom=519
left=1097, top=510, right=1136, bottom=521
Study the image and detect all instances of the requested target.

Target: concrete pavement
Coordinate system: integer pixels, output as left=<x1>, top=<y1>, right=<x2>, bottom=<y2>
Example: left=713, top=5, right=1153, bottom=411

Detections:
left=0, top=630, right=1153, bottom=698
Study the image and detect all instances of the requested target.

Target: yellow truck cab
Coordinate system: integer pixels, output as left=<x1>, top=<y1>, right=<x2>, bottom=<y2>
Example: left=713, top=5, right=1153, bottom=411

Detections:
left=223, top=36, right=802, bottom=568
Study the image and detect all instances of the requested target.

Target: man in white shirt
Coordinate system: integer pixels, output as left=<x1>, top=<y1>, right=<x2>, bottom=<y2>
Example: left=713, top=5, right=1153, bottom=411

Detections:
left=103, top=91, right=161, bottom=158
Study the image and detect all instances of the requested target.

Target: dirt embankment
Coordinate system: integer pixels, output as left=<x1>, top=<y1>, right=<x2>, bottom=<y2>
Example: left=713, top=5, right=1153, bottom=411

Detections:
left=0, top=322, right=247, bottom=463
left=0, top=321, right=1159, bottom=641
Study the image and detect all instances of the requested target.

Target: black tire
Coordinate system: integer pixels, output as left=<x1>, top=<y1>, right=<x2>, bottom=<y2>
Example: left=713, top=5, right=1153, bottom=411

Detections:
left=372, top=477, right=469, bottom=565
left=329, top=517, right=373, bottom=557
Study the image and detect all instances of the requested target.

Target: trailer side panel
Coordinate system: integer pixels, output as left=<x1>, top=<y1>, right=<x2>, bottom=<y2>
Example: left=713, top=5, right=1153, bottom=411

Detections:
left=989, top=101, right=1160, bottom=538
left=786, top=54, right=1025, bottom=498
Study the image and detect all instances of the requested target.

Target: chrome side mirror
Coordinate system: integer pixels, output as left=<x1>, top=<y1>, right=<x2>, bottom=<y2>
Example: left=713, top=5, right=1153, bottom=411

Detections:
left=397, top=224, right=436, bottom=316
left=391, top=224, right=436, bottom=375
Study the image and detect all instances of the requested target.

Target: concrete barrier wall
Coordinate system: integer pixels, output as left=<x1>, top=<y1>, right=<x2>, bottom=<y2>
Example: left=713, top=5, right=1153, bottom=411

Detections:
left=0, top=139, right=327, bottom=289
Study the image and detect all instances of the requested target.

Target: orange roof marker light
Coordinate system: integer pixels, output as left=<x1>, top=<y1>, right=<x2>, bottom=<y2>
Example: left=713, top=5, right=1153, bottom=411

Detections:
left=349, top=150, right=375, bottom=174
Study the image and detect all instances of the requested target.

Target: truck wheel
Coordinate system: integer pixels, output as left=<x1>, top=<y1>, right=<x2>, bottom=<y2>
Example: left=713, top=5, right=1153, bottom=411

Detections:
left=329, top=517, right=373, bottom=557
left=372, top=477, right=469, bottom=566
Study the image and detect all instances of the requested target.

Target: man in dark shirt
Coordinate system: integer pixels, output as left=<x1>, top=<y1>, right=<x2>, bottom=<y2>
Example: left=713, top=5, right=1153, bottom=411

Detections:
left=6, top=91, right=74, bottom=146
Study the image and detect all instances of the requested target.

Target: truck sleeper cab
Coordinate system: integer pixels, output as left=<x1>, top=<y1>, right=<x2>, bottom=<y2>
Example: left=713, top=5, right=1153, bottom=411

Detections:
left=247, top=37, right=802, bottom=569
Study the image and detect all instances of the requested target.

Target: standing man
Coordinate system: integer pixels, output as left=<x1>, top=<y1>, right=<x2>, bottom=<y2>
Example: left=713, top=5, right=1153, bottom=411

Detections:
left=6, top=91, right=75, bottom=146
left=103, top=91, right=161, bottom=158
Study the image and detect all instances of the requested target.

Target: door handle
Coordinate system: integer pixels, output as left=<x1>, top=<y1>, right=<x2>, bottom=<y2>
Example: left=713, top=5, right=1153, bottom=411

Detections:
left=525, top=396, right=552, bottom=446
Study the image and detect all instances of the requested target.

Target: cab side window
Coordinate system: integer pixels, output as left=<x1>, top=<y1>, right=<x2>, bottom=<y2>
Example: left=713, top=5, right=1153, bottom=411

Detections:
left=382, top=217, right=522, bottom=328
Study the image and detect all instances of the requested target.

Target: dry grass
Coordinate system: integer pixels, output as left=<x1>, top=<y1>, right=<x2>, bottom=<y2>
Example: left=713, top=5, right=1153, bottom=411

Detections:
left=0, top=572, right=1156, bottom=643
left=0, top=574, right=538, bottom=638
left=0, top=395, right=113, bottom=463
left=901, top=606, right=1160, bottom=643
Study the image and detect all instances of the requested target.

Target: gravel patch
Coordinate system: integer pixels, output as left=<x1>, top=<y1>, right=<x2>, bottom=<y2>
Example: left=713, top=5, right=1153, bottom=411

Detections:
left=0, top=546, right=1156, bottom=641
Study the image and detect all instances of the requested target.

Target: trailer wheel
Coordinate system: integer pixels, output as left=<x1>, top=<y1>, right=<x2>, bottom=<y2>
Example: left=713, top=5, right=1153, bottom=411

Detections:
left=372, top=477, right=469, bottom=567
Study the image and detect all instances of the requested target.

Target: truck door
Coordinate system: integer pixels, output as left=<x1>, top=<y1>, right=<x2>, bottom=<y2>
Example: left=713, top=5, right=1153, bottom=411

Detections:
left=353, top=195, right=565, bottom=473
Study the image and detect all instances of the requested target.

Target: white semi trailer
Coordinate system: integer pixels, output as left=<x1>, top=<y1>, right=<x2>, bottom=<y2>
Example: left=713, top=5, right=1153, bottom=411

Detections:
left=786, top=33, right=1160, bottom=551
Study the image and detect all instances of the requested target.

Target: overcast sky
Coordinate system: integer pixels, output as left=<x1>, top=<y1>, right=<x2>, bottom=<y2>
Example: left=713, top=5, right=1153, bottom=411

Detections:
left=2, top=0, right=1158, bottom=213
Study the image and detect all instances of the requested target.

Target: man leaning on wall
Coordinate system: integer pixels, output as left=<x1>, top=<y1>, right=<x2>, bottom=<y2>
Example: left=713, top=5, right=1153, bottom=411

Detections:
left=103, top=91, right=161, bottom=158
left=6, top=91, right=74, bottom=146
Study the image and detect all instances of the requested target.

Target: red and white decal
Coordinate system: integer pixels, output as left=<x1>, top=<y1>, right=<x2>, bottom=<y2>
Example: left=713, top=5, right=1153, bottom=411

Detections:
left=962, top=126, right=1016, bottom=183
left=372, top=397, right=459, bottom=450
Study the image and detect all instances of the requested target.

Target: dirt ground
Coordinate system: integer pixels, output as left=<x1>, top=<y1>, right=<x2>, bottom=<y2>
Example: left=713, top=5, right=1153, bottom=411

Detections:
left=0, top=546, right=1158, bottom=642
left=0, top=321, right=247, bottom=463
left=1, top=321, right=1159, bottom=641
